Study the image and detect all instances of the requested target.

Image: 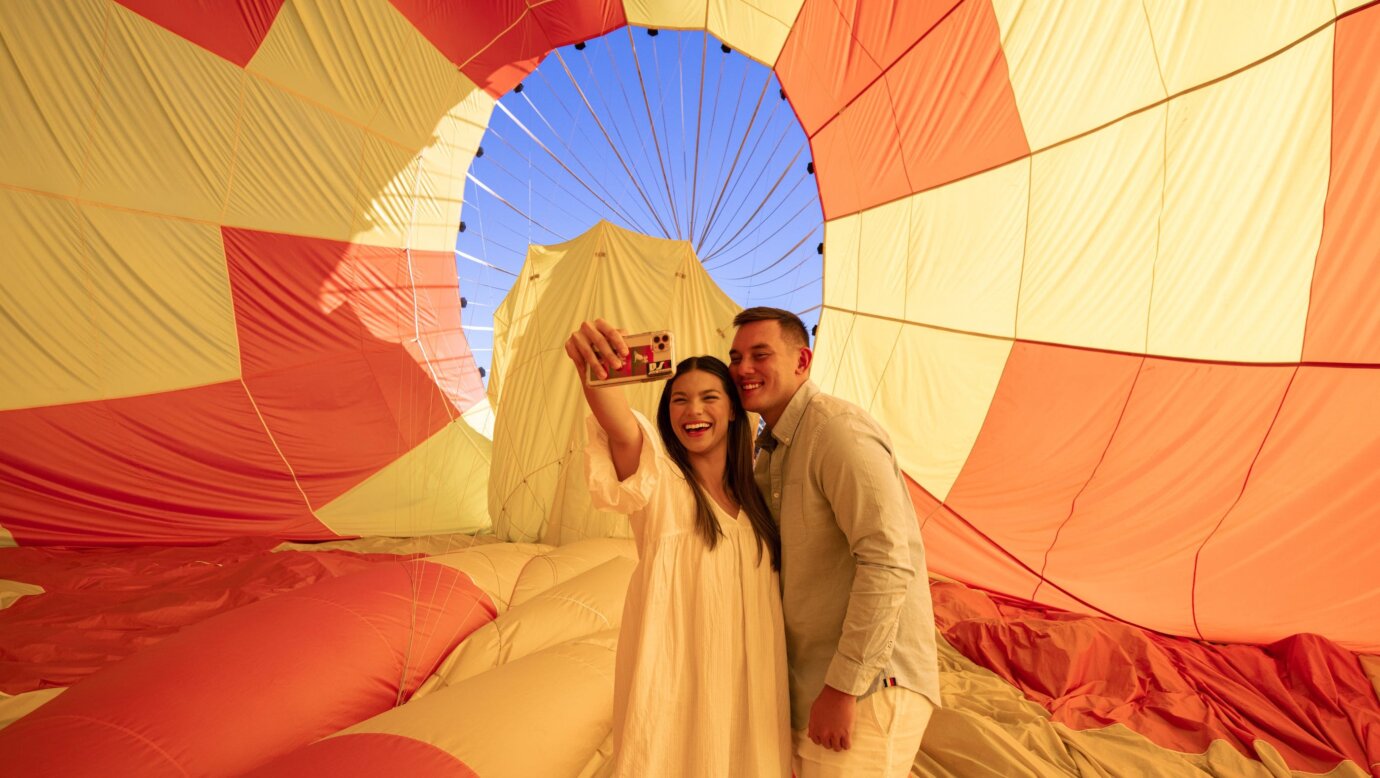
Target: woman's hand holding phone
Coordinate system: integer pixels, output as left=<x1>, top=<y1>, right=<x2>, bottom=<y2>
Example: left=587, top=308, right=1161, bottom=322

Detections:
left=565, top=319, right=630, bottom=383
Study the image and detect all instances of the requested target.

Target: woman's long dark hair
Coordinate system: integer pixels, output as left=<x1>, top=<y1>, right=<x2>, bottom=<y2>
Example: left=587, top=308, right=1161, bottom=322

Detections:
left=656, top=356, right=781, bottom=570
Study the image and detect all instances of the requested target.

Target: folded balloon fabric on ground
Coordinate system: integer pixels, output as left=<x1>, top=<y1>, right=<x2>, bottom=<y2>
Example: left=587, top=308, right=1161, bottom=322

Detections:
left=1, top=537, right=1375, bottom=777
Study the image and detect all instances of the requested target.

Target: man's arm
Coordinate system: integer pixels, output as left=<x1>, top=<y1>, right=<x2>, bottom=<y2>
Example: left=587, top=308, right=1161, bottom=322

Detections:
left=808, top=413, right=917, bottom=750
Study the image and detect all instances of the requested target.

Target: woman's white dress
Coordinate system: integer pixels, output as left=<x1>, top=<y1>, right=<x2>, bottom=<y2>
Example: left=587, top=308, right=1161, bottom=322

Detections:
left=585, top=412, right=790, bottom=777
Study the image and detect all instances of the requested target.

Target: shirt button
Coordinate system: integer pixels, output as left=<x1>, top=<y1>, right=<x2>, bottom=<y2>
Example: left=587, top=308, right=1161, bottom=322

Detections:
left=772, top=492, right=780, bottom=499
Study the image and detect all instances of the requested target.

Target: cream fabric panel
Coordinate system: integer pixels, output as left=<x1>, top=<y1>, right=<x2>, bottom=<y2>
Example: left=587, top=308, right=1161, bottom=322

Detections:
left=1143, top=1, right=1335, bottom=94
left=707, top=0, right=806, bottom=66
left=992, top=0, right=1166, bottom=149
left=623, top=0, right=706, bottom=29
left=1018, top=107, right=1163, bottom=354
left=810, top=309, right=856, bottom=396
left=1150, top=31, right=1331, bottom=363
left=0, top=190, right=99, bottom=408
left=223, top=76, right=363, bottom=240
left=870, top=326, right=1012, bottom=502
left=821, top=216, right=861, bottom=311
left=815, top=312, right=903, bottom=412
left=316, top=420, right=492, bottom=537
left=906, top=159, right=1028, bottom=338
left=339, top=636, right=618, bottom=776
left=853, top=197, right=910, bottom=321
left=426, top=542, right=553, bottom=613
left=80, top=204, right=240, bottom=398
left=1336, top=0, right=1370, bottom=12
left=622, top=0, right=804, bottom=65
left=83, top=5, right=244, bottom=222
left=0, top=0, right=105, bottom=197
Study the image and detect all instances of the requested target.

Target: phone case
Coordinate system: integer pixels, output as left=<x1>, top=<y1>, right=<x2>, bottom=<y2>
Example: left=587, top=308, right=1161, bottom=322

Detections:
left=586, top=330, right=675, bottom=386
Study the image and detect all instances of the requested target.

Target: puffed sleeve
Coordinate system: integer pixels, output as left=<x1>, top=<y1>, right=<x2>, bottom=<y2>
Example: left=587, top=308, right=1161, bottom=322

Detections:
left=584, top=410, right=665, bottom=514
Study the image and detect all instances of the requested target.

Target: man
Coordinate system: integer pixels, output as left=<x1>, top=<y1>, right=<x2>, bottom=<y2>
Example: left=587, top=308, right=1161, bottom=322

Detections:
left=728, top=307, right=940, bottom=777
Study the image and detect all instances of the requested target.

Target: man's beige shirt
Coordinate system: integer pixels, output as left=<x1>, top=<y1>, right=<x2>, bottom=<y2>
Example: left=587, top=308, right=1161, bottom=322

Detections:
left=754, top=381, right=941, bottom=729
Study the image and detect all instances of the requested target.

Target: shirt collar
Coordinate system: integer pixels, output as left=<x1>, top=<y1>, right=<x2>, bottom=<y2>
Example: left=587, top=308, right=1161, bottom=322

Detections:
left=759, top=380, right=817, bottom=452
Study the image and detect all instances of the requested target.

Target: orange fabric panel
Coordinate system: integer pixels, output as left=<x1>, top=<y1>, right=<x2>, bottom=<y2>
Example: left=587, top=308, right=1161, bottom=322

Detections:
left=0, top=538, right=388, bottom=694
left=0, top=381, right=327, bottom=546
left=0, top=560, right=496, bottom=776
left=887, top=0, right=1029, bottom=196
left=1195, top=366, right=1380, bottom=652
left=809, top=78, right=910, bottom=219
left=775, top=0, right=963, bottom=135
left=943, top=343, right=1142, bottom=600
left=391, top=0, right=624, bottom=97
left=933, top=581, right=1380, bottom=775
left=114, top=0, right=284, bottom=67
left=1038, top=359, right=1294, bottom=637
left=1302, top=6, right=1380, bottom=364
left=246, top=734, right=478, bottom=777
left=225, top=228, right=457, bottom=507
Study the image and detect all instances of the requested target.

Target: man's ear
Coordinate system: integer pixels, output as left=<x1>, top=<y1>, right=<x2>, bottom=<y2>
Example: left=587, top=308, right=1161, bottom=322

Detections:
left=797, top=346, right=813, bottom=375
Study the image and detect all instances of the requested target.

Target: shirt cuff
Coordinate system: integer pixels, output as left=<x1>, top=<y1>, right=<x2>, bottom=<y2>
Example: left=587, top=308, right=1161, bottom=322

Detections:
left=824, top=652, right=879, bottom=697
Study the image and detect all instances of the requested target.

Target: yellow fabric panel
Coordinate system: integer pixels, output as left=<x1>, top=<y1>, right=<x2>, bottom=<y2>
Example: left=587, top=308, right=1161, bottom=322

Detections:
left=1336, top=0, right=1370, bottom=12
left=419, top=556, right=634, bottom=695
left=0, top=579, right=43, bottom=610
left=1018, top=106, right=1163, bottom=354
left=1143, top=1, right=1335, bottom=94
left=821, top=215, right=861, bottom=311
left=707, top=0, right=806, bottom=66
left=992, top=0, right=1166, bottom=149
left=872, top=325, right=1012, bottom=503
left=426, top=542, right=553, bottom=612
left=81, top=204, right=240, bottom=398
left=1150, top=31, right=1331, bottom=363
left=461, top=396, right=496, bottom=439
left=815, top=306, right=903, bottom=410
left=905, top=159, right=1028, bottom=339
left=0, top=0, right=105, bottom=197
left=0, top=526, right=13, bottom=548
left=406, top=85, right=491, bottom=253
left=0, top=688, right=64, bottom=731
left=222, top=76, right=363, bottom=241
left=81, top=5, right=244, bottom=222
left=508, top=538, right=639, bottom=607
left=249, top=0, right=463, bottom=147
left=275, top=533, right=500, bottom=558
left=622, top=0, right=706, bottom=29
left=348, top=134, right=422, bottom=250
left=0, top=190, right=99, bottom=409
left=340, top=635, right=618, bottom=775
left=316, top=420, right=492, bottom=538
left=487, top=222, right=741, bottom=545
left=853, top=197, right=910, bottom=321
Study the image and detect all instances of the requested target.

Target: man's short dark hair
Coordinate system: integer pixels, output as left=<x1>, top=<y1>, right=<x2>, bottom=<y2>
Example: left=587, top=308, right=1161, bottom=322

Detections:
left=733, top=307, right=810, bottom=348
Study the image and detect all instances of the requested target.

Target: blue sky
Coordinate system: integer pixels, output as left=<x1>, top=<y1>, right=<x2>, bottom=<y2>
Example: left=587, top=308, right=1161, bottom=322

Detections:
left=454, top=28, right=824, bottom=382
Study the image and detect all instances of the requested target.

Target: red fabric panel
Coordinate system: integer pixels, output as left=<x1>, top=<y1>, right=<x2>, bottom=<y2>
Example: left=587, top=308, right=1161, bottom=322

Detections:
left=391, top=0, right=624, bottom=97
left=114, top=0, right=284, bottom=67
left=0, top=538, right=391, bottom=694
left=775, top=1, right=962, bottom=136
left=933, top=581, right=1380, bottom=775
left=809, top=77, right=911, bottom=219
left=943, top=344, right=1142, bottom=599
left=1302, top=6, right=1380, bottom=364
left=531, top=0, right=626, bottom=50
left=247, top=733, right=479, bottom=778
left=887, top=0, right=1029, bottom=195
left=1038, top=359, right=1293, bottom=637
left=225, top=229, right=457, bottom=506
left=0, top=560, right=496, bottom=776
left=1194, top=366, right=1380, bottom=652
left=0, top=381, right=328, bottom=546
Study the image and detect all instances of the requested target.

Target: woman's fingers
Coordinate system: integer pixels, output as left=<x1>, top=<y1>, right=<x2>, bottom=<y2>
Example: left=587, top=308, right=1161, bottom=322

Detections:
left=581, top=320, right=625, bottom=373
left=569, top=330, right=606, bottom=380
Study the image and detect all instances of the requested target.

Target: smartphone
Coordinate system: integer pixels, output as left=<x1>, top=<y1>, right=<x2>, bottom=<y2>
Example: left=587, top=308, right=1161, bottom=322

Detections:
left=587, top=330, right=675, bottom=387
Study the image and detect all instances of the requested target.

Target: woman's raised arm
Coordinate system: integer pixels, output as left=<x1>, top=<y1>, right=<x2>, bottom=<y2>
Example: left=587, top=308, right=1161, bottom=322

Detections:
left=566, top=319, right=642, bottom=480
